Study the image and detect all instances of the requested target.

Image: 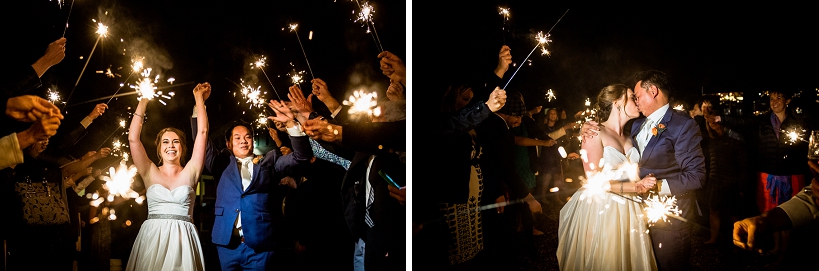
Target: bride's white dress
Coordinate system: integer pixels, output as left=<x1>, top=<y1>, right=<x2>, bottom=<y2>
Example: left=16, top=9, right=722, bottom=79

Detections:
left=126, top=183, right=205, bottom=271
left=557, top=146, right=657, bottom=271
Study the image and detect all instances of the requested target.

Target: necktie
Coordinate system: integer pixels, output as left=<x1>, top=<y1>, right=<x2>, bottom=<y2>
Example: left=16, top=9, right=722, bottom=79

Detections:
left=364, top=155, right=376, bottom=228
left=639, top=119, right=655, bottom=153
left=236, top=158, right=253, bottom=235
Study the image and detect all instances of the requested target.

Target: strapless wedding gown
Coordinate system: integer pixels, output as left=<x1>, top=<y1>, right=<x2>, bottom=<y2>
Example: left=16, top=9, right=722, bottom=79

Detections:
left=126, top=184, right=205, bottom=271
left=556, top=146, right=657, bottom=271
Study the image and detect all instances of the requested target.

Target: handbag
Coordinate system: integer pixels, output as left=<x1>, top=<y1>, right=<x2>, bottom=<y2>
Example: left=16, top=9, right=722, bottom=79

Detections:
left=14, top=175, right=70, bottom=226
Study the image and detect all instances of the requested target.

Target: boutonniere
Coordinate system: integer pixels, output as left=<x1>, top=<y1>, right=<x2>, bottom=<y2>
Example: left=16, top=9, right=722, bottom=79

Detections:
left=651, top=123, right=667, bottom=136
left=252, top=154, right=264, bottom=165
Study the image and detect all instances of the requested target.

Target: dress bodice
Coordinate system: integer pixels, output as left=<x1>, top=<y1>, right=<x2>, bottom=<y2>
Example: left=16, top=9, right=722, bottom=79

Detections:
left=602, top=146, right=640, bottom=166
left=146, top=184, right=195, bottom=217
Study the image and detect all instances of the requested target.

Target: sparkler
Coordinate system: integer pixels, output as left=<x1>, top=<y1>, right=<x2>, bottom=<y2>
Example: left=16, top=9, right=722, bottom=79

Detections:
left=131, top=68, right=175, bottom=105
left=545, top=89, right=556, bottom=102
left=288, top=24, right=315, bottom=79
left=250, top=56, right=283, bottom=101
left=47, top=89, right=62, bottom=105
left=99, top=160, right=140, bottom=200
left=342, top=89, right=378, bottom=117
left=352, top=0, right=384, bottom=52
left=502, top=9, right=568, bottom=89
left=64, top=21, right=109, bottom=109
left=782, top=127, right=807, bottom=145
left=498, top=6, right=511, bottom=43
left=236, top=80, right=267, bottom=110
left=288, top=69, right=306, bottom=85
left=62, top=0, right=75, bottom=37
left=95, top=118, right=128, bottom=151
left=642, top=194, right=684, bottom=225
left=106, top=58, right=144, bottom=105
left=673, top=104, right=685, bottom=111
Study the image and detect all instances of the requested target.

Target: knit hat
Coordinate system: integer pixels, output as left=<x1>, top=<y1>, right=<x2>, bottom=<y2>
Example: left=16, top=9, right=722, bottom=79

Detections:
left=498, top=90, right=527, bottom=116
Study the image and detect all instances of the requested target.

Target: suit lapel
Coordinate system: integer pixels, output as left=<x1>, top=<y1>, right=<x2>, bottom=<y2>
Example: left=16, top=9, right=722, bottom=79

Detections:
left=228, top=156, right=244, bottom=192
left=641, top=109, right=673, bottom=164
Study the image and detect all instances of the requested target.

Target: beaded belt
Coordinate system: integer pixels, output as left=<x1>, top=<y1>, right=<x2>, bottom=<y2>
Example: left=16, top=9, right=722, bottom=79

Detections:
left=147, top=214, right=192, bottom=223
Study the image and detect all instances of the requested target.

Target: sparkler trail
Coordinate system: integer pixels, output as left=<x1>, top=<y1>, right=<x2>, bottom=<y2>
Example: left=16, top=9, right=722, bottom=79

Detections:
left=289, top=24, right=315, bottom=79
left=107, top=59, right=144, bottom=104
left=250, top=56, right=284, bottom=101
left=62, top=0, right=75, bottom=37
left=65, top=82, right=195, bottom=108
left=353, top=0, right=384, bottom=52
left=502, top=9, right=568, bottom=90
left=65, top=23, right=108, bottom=109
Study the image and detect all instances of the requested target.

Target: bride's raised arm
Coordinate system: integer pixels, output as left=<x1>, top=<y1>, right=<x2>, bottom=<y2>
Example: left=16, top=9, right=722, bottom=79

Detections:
left=128, top=97, right=154, bottom=184
left=186, top=82, right=210, bottom=184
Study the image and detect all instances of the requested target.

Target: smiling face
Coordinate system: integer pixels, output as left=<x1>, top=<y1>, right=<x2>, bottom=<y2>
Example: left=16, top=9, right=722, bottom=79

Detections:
left=228, top=125, right=254, bottom=158
left=160, top=131, right=182, bottom=164
left=769, top=92, right=790, bottom=114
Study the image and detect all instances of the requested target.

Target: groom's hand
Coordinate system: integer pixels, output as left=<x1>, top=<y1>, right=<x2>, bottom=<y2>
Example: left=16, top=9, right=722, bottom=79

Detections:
left=581, top=121, right=600, bottom=140
left=636, top=174, right=657, bottom=194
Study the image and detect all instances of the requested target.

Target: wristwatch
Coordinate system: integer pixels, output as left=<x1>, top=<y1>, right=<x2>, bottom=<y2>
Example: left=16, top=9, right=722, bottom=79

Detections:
left=308, top=111, right=320, bottom=120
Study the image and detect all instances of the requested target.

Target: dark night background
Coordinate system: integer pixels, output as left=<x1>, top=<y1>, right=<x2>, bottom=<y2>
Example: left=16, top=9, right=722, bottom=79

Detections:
left=425, top=2, right=819, bottom=117
left=4, top=0, right=406, bottom=163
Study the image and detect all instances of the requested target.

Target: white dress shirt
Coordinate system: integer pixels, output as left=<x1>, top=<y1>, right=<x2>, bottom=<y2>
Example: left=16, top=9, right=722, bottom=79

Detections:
left=636, top=104, right=672, bottom=195
left=235, top=156, right=254, bottom=236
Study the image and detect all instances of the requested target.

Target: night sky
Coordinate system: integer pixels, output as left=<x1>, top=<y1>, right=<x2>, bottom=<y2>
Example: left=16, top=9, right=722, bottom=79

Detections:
left=425, top=3, right=819, bottom=116
left=4, top=0, right=406, bottom=162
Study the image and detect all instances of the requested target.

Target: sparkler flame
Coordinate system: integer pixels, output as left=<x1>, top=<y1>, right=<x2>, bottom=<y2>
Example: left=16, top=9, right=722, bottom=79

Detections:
left=535, top=31, right=552, bottom=56
left=343, top=90, right=378, bottom=117
left=498, top=7, right=511, bottom=21
left=95, top=22, right=108, bottom=37
left=783, top=128, right=807, bottom=145
left=545, top=89, right=556, bottom=102
left=238, top=80, right=266, bottom=109
left=251, top=56, right=267, bottom=69
left=643, top=194, right=682, bottom=226
left=289, top=24, right=298, bottom=31
left=99, top=160, right=140, bottom=200
left=673, top=104, right=685, bottom=111
left=288, top=69, right=306, bottom=85
left=47, top=89, right=62, bottom=104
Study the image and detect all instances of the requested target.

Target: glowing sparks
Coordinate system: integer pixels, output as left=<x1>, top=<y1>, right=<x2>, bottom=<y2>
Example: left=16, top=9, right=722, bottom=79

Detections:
left=535, top=31, right=552, bottom=56
left=673, top=104, right=685, bottom=111
left=257, top=113, right=268, bottom=129
left=584, top=98, right=591, bottom=107
left=289, top=24, right=298, bottom=31
left=643, top=194, right=682, bottom=226
left=238, top=80, right=266, bottom=109
left=545, top=89, right=556, bottom=102
left=251, top=56, right=267, bottom=69
left=98, top=159, right=140, bottom=201
left=288, top=69, right=306, bottom=85
left=95, top=22, right=109, bottom=37
left=498, top=7, right=511, bottom=21
left=354, top=1, right=375, bottom=33
left=343, top=90, right=378, bottom=117
left=782, top=128, right=807, bottom=145
left=47, top=89, right=62, bottom=104
left=132, top=58, right=144, bottom=73
left=558, top=146, right=567, bottom=158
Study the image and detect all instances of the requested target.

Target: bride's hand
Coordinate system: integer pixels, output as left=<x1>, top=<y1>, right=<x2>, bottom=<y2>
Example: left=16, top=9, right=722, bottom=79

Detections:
left=636, top=174, right=657, bottom=194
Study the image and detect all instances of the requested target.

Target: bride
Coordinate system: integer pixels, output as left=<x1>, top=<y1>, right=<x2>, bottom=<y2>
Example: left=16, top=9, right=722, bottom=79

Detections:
left=557, top=84, right=658, bottom=271
left=125, top=82, right=211, bottom=271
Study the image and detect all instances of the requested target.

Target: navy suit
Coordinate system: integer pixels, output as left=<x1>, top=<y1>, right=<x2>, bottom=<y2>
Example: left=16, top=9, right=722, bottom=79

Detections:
left=631, top=108, right=705, bottom=271
left=193, top=118, right=311, bottom=270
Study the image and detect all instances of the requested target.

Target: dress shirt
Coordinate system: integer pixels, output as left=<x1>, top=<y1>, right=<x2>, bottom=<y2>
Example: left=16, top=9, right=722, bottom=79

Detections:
left=636, top=104, right=672, bottom=195
left=235, top=156, right=254, bottom=236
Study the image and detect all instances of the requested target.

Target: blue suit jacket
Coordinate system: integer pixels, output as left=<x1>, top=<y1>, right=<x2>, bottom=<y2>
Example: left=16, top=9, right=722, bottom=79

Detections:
left=631, top=108, right=706, bottom=197
left=193, top=118, right=311, bottom=251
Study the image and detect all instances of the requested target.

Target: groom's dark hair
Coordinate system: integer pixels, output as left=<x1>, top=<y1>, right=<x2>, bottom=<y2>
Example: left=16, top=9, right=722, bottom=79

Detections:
left=224, top=120, right=256, bottom=143
left=632, top=70, right=672, bottom=98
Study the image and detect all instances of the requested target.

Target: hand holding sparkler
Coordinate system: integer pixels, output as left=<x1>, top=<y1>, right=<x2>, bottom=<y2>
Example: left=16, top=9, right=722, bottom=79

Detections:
left=386, top=79, right=405, bottom=102
left=377, top=51, right=406, bottom=85
left=5, top=95, right=63, bottom=122
left=311, top=78, right=340, bottom=113
left=86, top=103, right=108, bottom=121
left=31, top=37, right=67, bottom=78
left=15, top=114, right=61, bottom=149
left=494, top=45, right=513, bottom=79
left=301, top=118, right=342, bottom=143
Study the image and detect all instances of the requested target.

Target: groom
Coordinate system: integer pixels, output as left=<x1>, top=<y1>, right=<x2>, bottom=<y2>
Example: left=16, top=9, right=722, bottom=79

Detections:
left=630, top=70, right=705, bottom=271
left=192, top=100, right=312, bottom=270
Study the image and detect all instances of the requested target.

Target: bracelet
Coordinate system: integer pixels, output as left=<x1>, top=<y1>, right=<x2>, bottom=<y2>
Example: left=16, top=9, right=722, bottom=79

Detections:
left=134, top=113, right=145, bottom=118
